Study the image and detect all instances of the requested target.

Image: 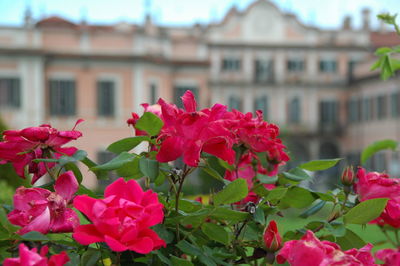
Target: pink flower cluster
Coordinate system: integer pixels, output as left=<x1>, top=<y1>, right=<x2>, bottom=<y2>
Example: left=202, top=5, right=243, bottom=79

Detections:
left=277, top=230, right=376, bottom=266
left=7, top=171, right=79, bottom=235
left=127, top=91, right=288, bottom=171
left=354, top=168, right=400, bottom=228
left=0, top=120, right=83, bottom=184
left=3, top=244, right=69, bottom=266
left=73, top=178, right=166, bottom=253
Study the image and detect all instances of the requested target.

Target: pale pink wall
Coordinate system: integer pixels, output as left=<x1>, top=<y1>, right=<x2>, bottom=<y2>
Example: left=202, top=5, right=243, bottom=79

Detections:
left=42, top=31, right=80, bottom=50
left=90, top=33, right=133, bottom=51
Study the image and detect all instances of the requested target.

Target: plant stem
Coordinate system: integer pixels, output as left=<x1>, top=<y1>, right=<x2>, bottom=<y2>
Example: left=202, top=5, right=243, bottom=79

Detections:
left=115, top=252, right=121, bottom=266
left=380, top=227, right=397, bottom=247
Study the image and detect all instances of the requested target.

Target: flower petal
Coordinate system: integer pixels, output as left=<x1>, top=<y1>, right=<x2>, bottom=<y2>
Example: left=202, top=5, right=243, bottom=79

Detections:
left=54, top=171, right=78, bottom=202
left=73, top=224, right=104, bottom=245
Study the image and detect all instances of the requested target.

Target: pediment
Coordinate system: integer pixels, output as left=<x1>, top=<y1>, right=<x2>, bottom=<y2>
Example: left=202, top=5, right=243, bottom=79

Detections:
left=207, top=0, right=313, bottom=44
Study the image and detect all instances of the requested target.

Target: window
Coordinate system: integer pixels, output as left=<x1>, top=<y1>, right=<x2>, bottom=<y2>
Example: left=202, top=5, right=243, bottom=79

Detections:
left=228, top=96, right=242, bottom=111
left=254, top=96, right=268, bottom=119
left=254, top=60, right=273, bottom=83
left=391, top=92, right=400, bottom=118
left=222, top=58, right=241, bottom=72
left=0, top=78, right=20, bottom=108
left=49, top=79, right=76, bottom=116
left=319, top=100, right=338, bottom=125
left=376, top=95, right=387, bottom=120
left=347, top=98, right=359, bottom=123
left=288, top=97, right=301, bottom=124
left=97, top=80, right=115, bottom=117
left=175, top=86, right=198, bottom=109
left=362, top=98, right=373, bottom=121
left=150, top=83, right=157, bottom=104
left=319, top=60, right=337, bottom=73
left=287, top=59, right=304, bottom=72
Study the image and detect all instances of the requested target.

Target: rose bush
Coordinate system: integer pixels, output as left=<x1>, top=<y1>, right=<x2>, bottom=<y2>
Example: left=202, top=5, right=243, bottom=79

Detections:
left=0, top=90, right=399, bottom=265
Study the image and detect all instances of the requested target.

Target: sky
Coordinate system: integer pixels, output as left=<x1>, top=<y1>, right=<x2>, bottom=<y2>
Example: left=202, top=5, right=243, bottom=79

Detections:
left=0, top=0, right=399, bottom=30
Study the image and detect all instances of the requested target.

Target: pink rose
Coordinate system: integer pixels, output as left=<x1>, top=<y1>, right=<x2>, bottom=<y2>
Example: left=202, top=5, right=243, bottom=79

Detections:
left=3, top=244, right=69, bottom=266
left=375, top=248, right=400, bottom=266
left=73, top=178, right=166, bottom=253
left=277, top=230, right=376, bottom=266
left=7, top=171, right=79, bottom=234
left=156, top=90, right=235, bottom=167
left=0, top=120, right=83, bottom=184
left=354, top=168, right=400, bottom=227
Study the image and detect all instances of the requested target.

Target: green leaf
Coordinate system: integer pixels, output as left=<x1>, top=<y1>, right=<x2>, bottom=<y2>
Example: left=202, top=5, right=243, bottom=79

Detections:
left=171, top=256, right=194, bottom=266
left=370, top=56, right=384, bottom=71
left=20, top=231, right=49, bottom=241
left=375, top=47, right=393, bottom=55
left=201, top=166, right=224, bottom=181
left=344, top=198, right=389, bottom=225
left=257, top=174, right=278, bottom=184
left=77, top=184, right=98, bottom=198
left=107, top=136, right=150, bottom=154
left=298, top=158, right=342, bottom=171
left=152, top=224, right=175, bottom=244
left=139, top=157, right=159, bottom=181
left=154, top=251, right=171, bottom=266
left=214, top=178, right=248, bottom=205
left=0, top=207, right=19, bottom=234
left=336, top=229, right=367, bottom=250
left=217, top=158, right=235, bottom=171
left=116, top=157, right=142, bottom=179
left=135, top=112, right=164, bottom=136
left=201, top=223, right=230, bottom=245
left=91, top=152, right=135, bottom=171
left=281, top=167, right=310, bottom=181
left=280, top=187, right=317, bottom=209
left=211, top=207, right=249, bottom=223
left=266, top=187, right=288, bottom=201
left=361, top=139, right=398, bottom=164
left=72, top=150, right=88, bottom=161
left=176, top=240, right=203, bottom=256
left=80, top=249, right=101, bottom=266
left=253, top=207, right=265, bottom=225
left=300, top=200, right=326, bottom=218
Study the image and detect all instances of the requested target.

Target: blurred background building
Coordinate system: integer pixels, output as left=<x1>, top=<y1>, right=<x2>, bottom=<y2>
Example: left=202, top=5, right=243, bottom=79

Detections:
left=0, top=0, right=399, bottom=189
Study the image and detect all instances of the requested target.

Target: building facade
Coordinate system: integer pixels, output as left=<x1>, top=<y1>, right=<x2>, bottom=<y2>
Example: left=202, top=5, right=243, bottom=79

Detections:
left=0, top=0, right=399, bottom=188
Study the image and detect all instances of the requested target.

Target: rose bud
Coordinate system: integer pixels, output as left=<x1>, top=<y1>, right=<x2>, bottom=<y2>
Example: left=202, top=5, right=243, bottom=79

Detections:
left=341, top=166, right=355, bottom=186
left=263, top=220, right=282, bottom=252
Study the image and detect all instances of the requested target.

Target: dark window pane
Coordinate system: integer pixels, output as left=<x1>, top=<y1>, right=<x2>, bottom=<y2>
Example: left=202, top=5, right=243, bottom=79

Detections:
left=228, top=96, right=242, bottom=111
left=287, top=59, right=304, bottom=72
left=49, top=80, right=76, bottom=116
left=254, top=60, right=274, bottom=83
left=288, top=97, right=301, bottom=124
left=254, top=96, right=268, bottom=119
left=319, top=60, right=337, bottom=73
left=222, top=58, right=241, bottom=72
left=0, top=78, right=21, bottom=108
left=150, top=83, right=157, bottom=104
left=97, top=81, right=115, bottom=117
